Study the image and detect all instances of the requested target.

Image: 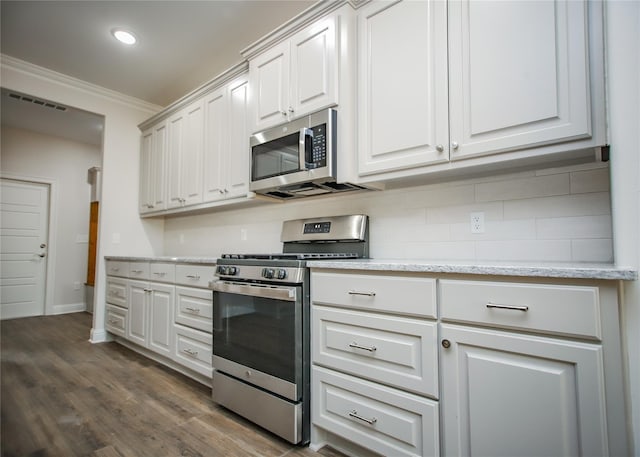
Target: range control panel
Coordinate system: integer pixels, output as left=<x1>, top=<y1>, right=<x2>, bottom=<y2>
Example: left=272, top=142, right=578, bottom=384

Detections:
left=303, top=221, right=331, bottom=234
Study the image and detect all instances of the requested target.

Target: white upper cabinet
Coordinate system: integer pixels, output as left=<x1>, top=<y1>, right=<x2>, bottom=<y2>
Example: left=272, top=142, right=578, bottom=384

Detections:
left=168, top=99, right=204, bottom=209
left=357, top=0, right=604, bottom=181
left=357, top=0, right=449, bottom=175
left=448, top=0, right=593, bottom=160
left=249, top=15, right=338, bottom=132
left=139, top=121, right=168, bottom=214
left=203, top=75, right=250, bottom=203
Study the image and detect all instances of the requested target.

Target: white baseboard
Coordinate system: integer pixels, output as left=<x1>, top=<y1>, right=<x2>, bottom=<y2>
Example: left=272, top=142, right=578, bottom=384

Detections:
left=89, top=327, right=112, bottom=343
left=51, top=302, right=86, bottom=315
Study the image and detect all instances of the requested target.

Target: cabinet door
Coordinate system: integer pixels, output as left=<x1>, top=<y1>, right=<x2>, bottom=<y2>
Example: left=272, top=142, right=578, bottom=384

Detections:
left=202, top=87, right=227, bottom=202
left=181, top=100, right=204, bottom=206
left=127, top=280, right=148, bottom=347
left=250, top=40, right=290, bottom=132
left=150, top=121, right=168, bottom=210
left=448, top=0, right=592, bottom=160
left=167, top=112, right=185, bottom=209
left=148, top=283, right=174, bottom=357
left=225, top=76, right=250, bottom=199
left=139, top=128, right=154, bottom=213
left=290, top=15, right=338, bottom=117
left=440, top=324, right=607, bottom=457
left=357, top=0, right=449, bottom=176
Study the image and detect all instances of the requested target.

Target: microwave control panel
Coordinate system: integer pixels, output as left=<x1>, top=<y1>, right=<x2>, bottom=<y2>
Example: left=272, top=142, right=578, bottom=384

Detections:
left=307, top=124, right=327, bottom=168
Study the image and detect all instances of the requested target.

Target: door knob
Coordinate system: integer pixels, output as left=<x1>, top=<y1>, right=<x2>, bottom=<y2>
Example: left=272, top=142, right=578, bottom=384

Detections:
left=40, top=243, right=47, bottom=248
left=38, top=253, right=46, bottom=258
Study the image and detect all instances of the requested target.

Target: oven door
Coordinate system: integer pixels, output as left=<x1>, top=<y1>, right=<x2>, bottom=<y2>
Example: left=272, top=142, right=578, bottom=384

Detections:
left=212, top=281, right=303, bottom=402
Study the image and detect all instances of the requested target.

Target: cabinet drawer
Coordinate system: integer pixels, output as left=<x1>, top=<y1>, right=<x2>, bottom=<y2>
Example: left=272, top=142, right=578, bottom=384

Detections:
left=313, top=306, right=438, bottom=397
left=312, top=366, right=439, bottom=457
left=150, top=262, right=176, bottom=283
left=311, top=271, right=437, bottom=318
left=175, top=286, right=213, bottom=333
left=106, top=278, right=128, bottom=308
left=173, top=324, right=213, bottom=378
left=439, top=280, right=601, bottom=340
left=105, top=304, right=127, bottom=337
left=106, top=260, right=129, bottom=277
left=128, top=261, right=150, bottom=280
left=175, top=264, right=217, bottom=288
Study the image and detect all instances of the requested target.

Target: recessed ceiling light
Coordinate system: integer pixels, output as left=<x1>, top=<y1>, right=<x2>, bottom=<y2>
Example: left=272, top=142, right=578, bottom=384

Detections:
left=112, top=28, right=137, bottom=45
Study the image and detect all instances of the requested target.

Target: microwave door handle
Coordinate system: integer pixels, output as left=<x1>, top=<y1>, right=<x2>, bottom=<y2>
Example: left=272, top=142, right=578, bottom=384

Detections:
left=298, top=128, right=313, bottom=171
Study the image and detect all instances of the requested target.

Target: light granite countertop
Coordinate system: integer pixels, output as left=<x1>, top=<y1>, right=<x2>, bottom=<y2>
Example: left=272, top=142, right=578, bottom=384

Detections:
left=105, top=256, right=218, bottom=264
left=105, top=256, right=637, bottom=280
left=306, top=259, right=638, bottom=281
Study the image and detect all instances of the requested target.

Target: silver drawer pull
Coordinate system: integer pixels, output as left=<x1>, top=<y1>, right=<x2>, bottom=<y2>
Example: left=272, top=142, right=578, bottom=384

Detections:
left=185, top=307, right=201, bottom=315
left=486, top=302, right=529, bottom=312
left=348, top=410, right=377, bottom=425
left=110, top=267, right=119, bottom=272
left=183, top=348, right=198, bottom=357
left=153, top=272, right=166, bottom=276
left=108, top=319, right=119, bottom=325
left=186, top=274, right=201, bottom=280
left=349, top=342, right=377, bottom=352
left=131, top=269, right=143, bottom=273
left=348, top=290, right=376, bottom=297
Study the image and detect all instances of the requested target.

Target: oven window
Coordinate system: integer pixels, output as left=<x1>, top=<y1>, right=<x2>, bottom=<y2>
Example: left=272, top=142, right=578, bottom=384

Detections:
left=213, top=289, right=301, bottom=384
left=252, top=132, right=301, bottom=181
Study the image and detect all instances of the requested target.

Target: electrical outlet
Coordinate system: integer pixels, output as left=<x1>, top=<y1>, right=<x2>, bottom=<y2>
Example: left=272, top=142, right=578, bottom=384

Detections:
left=73, top=281, right=81, bottom=291
left=470, top=212, right=485, bottom=234
left=240, top=229, right=248, bottom=241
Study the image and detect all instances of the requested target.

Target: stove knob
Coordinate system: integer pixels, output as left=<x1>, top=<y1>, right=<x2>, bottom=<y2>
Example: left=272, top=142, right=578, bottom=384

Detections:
left=276, top=269, right=287, bottom=280
left=216, top=266, right=225, bottom=275
left=228, top=266, right=237, bottom=276
left=262, top=268, right=274, bottom=279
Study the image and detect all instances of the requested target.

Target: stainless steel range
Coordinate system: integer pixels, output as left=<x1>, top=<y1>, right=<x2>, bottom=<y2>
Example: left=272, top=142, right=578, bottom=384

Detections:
left=211, top=215, right=369, bottom=445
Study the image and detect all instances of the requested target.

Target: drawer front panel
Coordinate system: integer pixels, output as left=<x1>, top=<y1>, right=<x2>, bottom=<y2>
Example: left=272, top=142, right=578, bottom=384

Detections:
left=313, top=306, right=438, bottom=397
left=439, top=280, right=601, bottom=340
left=106, top=278, right=128, bottom=308
left=128, top=262, right=150, bottom=280
left=174, top=324, right=213, bottom=377
left=175, top=264, right=217, bottom=288
left=150, top=262, right=176, bottom=283
left=311, top=271, right=437, bottom=318
left=106, top=260, right=129, bottom=277
left=106, top=304, right=127, bottom=337
left=312, top=366, right=439, bottom=457
left=175, top=286, right=213, bottom=333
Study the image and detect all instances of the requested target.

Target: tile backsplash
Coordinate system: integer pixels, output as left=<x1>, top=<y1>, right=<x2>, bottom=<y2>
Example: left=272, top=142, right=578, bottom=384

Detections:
left=163, top=162, right=612, bottom=263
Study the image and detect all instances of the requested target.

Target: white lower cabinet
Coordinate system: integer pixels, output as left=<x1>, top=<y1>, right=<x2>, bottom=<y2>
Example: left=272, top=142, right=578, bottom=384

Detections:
left=311, top=269, right=439, bottom=456
left=440, top=324, right=606, bottom=457
left=310, top=270, right=628, bottom=457
left=173, top=323, right=213, bottom=377
left=127, top=279, right=175, bottom=356
left=105, top=260, right=215, bottom=382
left=313, top=366, right=439, bottom=457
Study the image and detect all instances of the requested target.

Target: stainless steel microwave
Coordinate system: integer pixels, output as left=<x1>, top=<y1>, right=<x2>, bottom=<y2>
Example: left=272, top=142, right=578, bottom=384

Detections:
left=250, top=108, right=360, bottom=199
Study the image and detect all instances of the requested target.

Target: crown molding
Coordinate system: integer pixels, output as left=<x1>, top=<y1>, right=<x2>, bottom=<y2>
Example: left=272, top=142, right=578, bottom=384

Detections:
left=138, top=60, right=249, bottom=130
left=241, top=0, right=350, bottom=60
left=0, top=54, right=162, bottom=114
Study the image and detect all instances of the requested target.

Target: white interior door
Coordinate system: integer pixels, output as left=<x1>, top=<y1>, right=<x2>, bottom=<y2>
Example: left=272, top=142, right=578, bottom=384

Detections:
left=0, top=178, right=49, bottom=319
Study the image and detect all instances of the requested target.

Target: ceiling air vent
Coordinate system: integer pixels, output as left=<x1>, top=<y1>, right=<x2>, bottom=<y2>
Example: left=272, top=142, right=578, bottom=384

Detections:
left=7, top=92, right=67, bottom=112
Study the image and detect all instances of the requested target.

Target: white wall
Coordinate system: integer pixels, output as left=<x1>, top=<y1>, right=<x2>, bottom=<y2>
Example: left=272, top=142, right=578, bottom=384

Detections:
left=607, top=1, right=640, bottom=453
left=164, top=162, right=613, bottom=263
left=1, top=126, right=101, bottom=313
left=1, top=55, right=164, bottom=343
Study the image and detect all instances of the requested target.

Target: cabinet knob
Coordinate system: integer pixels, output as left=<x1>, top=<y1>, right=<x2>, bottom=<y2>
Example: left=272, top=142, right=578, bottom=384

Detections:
left=288, top=107, right=294, bottom=113
left=281, top=111, right=287, bottom=116
left=436, top=144, right=444, bottom=152
left=451, top=141, right=459, bottom=150
left=442, top=339, right=451, bottom=349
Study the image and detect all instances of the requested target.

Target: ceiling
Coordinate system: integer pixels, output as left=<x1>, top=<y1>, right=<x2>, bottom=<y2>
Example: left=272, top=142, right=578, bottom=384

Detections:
left=0, top=0, right=315, bottom=146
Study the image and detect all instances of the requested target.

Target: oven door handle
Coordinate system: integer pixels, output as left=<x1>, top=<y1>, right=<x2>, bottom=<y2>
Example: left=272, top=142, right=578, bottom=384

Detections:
left=212, top=281, right=297, bottom=302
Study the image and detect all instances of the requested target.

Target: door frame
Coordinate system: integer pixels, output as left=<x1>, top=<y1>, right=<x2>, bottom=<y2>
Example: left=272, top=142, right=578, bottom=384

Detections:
left=1, top=172, right=58, bottom=316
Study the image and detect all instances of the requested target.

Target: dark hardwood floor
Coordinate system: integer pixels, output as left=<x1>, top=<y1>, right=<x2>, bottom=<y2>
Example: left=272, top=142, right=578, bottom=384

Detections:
left=1, top=313, right=342, bottom=457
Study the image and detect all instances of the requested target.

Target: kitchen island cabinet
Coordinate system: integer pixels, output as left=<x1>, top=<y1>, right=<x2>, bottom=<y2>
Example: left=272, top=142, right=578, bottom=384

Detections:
left=308, top=262, right=632, bottom=457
